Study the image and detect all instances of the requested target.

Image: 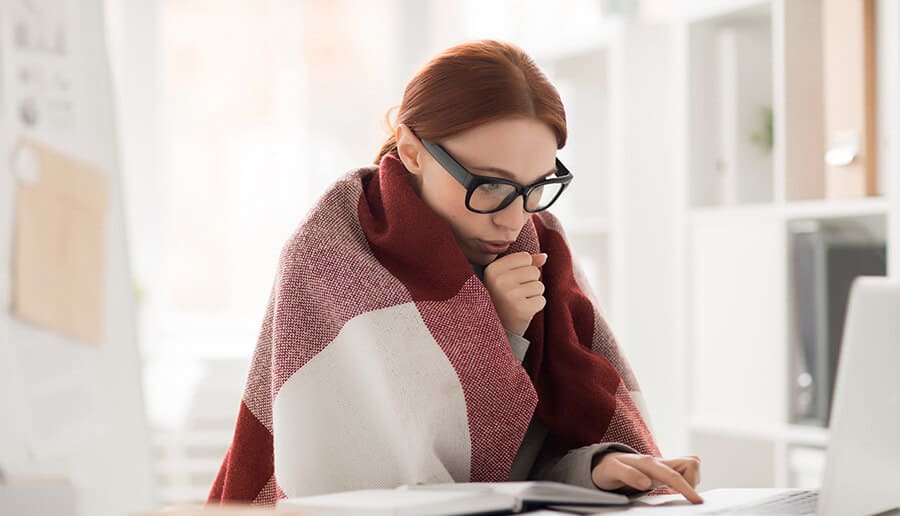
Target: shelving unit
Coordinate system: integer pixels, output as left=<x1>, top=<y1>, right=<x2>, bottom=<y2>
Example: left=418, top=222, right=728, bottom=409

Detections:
left=676, top=0, right=899, bottom=490
left=686, top=1, right=774, bottom=207
left=454, top=0, right=899, bottom=490
left=690, top=197, right=890, bottom=224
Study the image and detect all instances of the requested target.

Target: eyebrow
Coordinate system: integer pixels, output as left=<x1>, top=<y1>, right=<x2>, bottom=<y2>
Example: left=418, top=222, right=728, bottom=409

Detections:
left=469, top=164, right=558, bottom=185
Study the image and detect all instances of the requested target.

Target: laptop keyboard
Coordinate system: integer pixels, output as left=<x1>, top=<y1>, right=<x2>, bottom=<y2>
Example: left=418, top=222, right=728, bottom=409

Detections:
left=701, top=490, right=819, bottom=515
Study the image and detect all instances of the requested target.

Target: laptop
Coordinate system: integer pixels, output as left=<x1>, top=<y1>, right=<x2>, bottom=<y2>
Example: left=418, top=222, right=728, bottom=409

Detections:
left=579, top=277, right=900, bottom=515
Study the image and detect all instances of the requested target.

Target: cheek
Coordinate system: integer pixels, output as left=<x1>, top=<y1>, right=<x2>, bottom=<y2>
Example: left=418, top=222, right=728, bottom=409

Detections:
left=421, top=174, right=482, bottom=237
left=443, top=205, right=484, bottom=240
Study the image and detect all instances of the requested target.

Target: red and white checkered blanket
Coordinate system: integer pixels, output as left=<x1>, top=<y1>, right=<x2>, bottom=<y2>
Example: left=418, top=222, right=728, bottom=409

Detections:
left=208, top=153, right=661, bottom=505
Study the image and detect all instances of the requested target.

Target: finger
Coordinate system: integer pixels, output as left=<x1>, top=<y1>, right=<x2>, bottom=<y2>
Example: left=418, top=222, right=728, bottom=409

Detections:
left=662, top=457, right=701, bottom=488
left=626, top=457, right=704, bottom=504
left=605, top=461, right=654, bottom=492
left=660, top=457, right=699, bottom=471
left=498, top=266, right=541, bottom=287
left=487, top=252, right=534, bottom=273
left=683, top=465, right=700, bottom=488
left=512, top=281, right=545, bottom=299
left=665, top=460, right=700, bottom=488
left=531, top=253, right=548, bottom=268
left=523, top=295, right=546, bottom=313
left=663, top=456, right=701, bottom=466
left=651, top=464, right=702, bottom=504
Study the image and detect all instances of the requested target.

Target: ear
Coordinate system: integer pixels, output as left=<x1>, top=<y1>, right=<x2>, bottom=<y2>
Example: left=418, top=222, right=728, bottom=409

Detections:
left=395, top=124, right=426, bottom=177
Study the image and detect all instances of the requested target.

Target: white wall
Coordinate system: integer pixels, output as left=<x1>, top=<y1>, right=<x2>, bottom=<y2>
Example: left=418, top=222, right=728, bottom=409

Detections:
left=0, top=1, right=155, bottom=514
left=879, top=0, right=900, bottom=276
left=610, top=21, right=687, bottom=457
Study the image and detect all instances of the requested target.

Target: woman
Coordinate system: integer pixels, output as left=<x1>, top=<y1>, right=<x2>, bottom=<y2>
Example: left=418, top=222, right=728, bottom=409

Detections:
left=209, top=39, right=702, bottom=506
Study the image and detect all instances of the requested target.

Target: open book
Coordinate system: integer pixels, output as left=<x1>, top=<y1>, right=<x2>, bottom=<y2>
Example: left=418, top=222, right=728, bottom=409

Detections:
left=277, top=481, right=630, bottom=515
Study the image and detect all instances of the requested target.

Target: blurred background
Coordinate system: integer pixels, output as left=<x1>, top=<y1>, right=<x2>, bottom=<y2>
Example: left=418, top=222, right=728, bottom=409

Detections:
left=1, top=0, right=898, bottom=514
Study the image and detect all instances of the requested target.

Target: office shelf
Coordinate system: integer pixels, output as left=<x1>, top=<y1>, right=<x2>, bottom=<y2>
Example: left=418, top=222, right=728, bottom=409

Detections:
left=677, top=0, right=899, bottom=491
left=779, top=198, right=889, bottom=220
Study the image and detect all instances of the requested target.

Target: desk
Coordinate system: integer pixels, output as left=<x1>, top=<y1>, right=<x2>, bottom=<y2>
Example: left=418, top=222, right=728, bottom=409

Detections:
left=555, top=488, right=803, bottom=514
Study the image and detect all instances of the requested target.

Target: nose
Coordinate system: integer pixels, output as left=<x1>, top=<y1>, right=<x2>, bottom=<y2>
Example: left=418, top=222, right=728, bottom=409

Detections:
left=490, top=195, right=529, bottom=232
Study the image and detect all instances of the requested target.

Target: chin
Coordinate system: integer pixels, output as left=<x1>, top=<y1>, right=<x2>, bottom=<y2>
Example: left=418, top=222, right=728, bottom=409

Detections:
left=482, top=253, right=501, bottom=265
left=465, top=250, right=496, bottom=266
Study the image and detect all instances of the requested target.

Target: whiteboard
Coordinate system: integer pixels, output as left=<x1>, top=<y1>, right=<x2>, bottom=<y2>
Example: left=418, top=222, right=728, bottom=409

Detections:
left=0, top=0, right=154, bottom=514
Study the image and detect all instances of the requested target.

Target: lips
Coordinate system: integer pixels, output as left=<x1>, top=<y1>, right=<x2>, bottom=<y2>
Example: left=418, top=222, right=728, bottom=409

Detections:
left=478, top=239, right=514, bottom=254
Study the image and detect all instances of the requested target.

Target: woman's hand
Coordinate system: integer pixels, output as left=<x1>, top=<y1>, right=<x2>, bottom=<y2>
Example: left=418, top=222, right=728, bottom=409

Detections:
left=591, top=452, right=703, bottom=504
left=483, top=252, right=548, bottom=336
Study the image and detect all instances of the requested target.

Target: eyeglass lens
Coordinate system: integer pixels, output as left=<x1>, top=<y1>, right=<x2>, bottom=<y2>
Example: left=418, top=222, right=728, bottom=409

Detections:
left=469, top=181, right=564, bottom=212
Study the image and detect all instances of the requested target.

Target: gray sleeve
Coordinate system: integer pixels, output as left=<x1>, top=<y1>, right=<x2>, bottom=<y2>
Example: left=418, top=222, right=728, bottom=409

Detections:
left=505, top=330, right=649, bottom=497
left=505, top=330, right=530, bottom=364
left=531, top=437, right=652, bottom=498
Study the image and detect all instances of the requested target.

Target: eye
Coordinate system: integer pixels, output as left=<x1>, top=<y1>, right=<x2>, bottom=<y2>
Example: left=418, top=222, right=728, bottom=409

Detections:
left=481, top=183, right=506, bottom=192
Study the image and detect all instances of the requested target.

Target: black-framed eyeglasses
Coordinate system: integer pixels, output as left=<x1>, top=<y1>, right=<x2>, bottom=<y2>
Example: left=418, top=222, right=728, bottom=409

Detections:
left=418, top=137, right=574, bottom=214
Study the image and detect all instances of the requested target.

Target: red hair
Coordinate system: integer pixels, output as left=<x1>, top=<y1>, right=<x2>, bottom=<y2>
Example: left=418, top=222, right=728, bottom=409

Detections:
left=375, top=40, right=567, bottom=163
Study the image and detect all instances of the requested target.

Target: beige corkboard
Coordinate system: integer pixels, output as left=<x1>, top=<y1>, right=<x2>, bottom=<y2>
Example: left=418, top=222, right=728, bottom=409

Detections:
left=11, top=137, right=109, bottom=345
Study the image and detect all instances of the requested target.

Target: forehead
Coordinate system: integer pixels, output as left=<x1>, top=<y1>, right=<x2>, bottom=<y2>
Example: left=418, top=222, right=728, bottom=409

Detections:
left=439, top=118, right=559, bottom=183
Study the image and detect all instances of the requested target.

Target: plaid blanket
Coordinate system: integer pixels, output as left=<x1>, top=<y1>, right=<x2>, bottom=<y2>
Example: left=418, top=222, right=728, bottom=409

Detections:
left=208, top=153, right=661, bottom=505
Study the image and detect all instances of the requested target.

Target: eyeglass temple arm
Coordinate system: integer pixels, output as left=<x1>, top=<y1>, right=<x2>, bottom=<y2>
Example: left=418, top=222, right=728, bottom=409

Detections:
left=420, top=139, right=477, bottom=188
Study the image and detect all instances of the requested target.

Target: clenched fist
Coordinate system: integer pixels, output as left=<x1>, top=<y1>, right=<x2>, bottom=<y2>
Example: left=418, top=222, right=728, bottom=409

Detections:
left=483, top=252, right=548, bottom=336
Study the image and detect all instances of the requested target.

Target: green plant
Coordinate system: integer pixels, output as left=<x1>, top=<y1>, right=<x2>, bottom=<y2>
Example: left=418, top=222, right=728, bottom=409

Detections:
left=750, top=105, right=774, bottom=152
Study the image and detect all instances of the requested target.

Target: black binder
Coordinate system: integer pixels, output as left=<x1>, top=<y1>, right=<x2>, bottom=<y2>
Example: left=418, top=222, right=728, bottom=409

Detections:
left=789, top=221, right=886, bottom=426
